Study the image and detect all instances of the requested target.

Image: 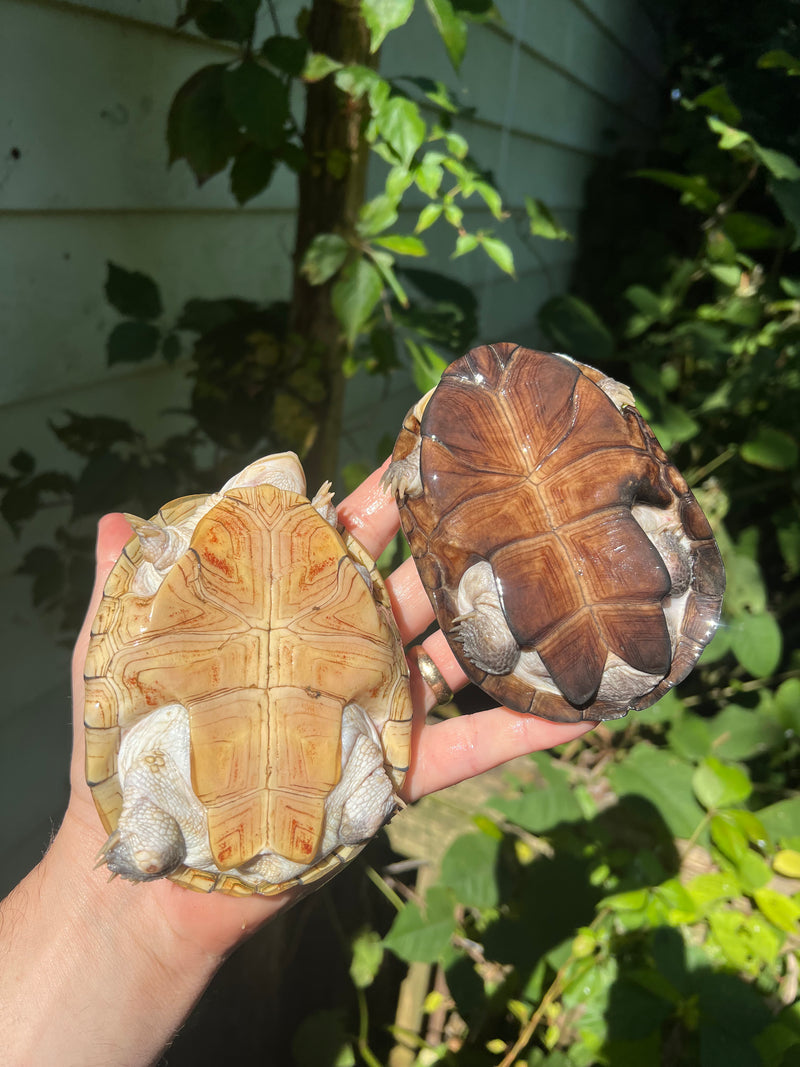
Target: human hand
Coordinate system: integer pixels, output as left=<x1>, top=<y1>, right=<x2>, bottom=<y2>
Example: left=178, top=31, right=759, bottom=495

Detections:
left=64, top=460, right=592, bottom=951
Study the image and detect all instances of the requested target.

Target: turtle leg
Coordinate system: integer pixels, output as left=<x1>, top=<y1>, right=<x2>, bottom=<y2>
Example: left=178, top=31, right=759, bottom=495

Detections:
left=330, top=704, right=397, bottom=845
left=104, top=703, right=210, bottom=882
left=380, top=389, right=434, bottom=500
left=451, top=560, right=520, bottom=675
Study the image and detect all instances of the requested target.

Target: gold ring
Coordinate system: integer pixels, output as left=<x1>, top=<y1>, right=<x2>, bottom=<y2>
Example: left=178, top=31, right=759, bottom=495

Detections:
left=408, top=645, right=454, bottom=705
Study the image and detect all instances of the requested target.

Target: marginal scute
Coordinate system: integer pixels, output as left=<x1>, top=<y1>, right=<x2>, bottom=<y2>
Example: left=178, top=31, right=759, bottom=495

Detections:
left=387, top=343, right=725, bottom=722
left=85, top=453, right=412, bottom=897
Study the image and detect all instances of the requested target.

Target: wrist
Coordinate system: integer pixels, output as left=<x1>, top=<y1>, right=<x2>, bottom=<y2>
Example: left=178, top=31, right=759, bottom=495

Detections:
left=0, top=808, right=222, bottom=1067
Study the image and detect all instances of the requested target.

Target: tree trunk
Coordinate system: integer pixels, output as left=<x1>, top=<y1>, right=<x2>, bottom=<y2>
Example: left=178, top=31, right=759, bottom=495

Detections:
left=289, top=0, right=374, bottom=489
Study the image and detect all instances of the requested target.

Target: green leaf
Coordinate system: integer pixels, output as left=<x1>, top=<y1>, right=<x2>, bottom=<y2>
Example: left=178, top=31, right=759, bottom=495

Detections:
left=525, top=196, right=572, bottom=240
left=538, top=294, right=614, bottom=363
left=479, top=235, right=515, bottom=276
left=758, top=48, right=800, bottom=75
left=741, top=426, right=798, bottom=470
left=636, top=169, right=721, bottom=212
left=475, top=180, right=504, bottom=220
left=361, top=0, right=414, bottom=51
left=357, top=194, right=399, bottom=237
left=180, top=0, right=259, bottom=43
left=773, top=849, right=800, bottom=877
left=708, top=703, right=783, bottom=761
left=753, top=888, right=800, bottom=934
left=722, top=211, right=786, bottom=249
left=104, top=262, right=162, bottom=320
left=729, top=612, right=783, bottom=678
left=303, top=53, right=343, bottom=82
left=491, top=778, right=582, bottom=834
left=349, top=928, right=383, bottom=989
left=607, top=746, right=704, bottom=838
left=224, top=61, right=288, bottom=148
left=759, top=797, right=800, bottom=844
left=167, top=64, right=241, bottom=183
left=106, top=321, right=161, bottom=365
left=693, top=84, right=742, bottom=125
left=331, top=256, right=383, bottom=346
left=301, top=234, right=349, bottom=286
left=693, top=757, right=751, bottom=811
left=710, top=812, right=749, bottom=862
left=375, top=96, right=426, bottom=166
left=415, top=202, right=443, bottom=233
left=668, top=711, right=711, bottom=761
left=260, top=35, right=308, bottom=77
left=772, top=179, right=800, bottom=248
left=424, top=0, right=467, bottom=70
left=230, top=142, right=276, bottom=204
left=753, top=143, right=800, bottom=181
left=452, top=232, right=479, bottom=257
left=373, top=234, right=427, bottom=256
left=383, top=886, right=455, bottom=962
left=404, top=339, right=448, bottom=393
left=439, top=832, right=501, bottom=910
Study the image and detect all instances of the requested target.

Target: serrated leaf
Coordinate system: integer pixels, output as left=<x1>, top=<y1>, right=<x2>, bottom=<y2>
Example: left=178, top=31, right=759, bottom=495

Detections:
left=424, top=0, right=467, bottom=70
left=383, top=886, right=455, bottom=962
left=331, top=256, right=383, bottom=345
left=105, top=262, right=162, bottom=320
left=301, top=233, right=350, bottom=286
left=167, top=64, right=241, bottom=184
left=729, top=612, right=782, bottom=678
left=361, top=0, right=414, bottom=51
left=107, top=321, right=161, bottom=365
left=375, top=96, right=426, bottom=166
left=741, top=426, right=798, bottom=470
left=479, top=235, right=515, bottom=276
left=693, top=757, right=751, bottom=811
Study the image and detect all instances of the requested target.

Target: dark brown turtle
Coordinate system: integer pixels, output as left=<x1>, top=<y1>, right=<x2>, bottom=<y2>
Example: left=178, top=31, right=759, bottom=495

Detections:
left=383, top=343, right=725, bottom=722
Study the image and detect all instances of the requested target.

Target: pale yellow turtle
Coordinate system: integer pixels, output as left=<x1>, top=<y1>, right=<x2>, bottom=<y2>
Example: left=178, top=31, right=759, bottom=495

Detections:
left=84, top=453, right=412, bottom=897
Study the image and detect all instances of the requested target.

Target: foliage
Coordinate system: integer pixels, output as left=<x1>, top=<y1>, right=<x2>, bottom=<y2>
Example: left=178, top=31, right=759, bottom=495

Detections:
left=1, top=0, right=522, bottom=631
left=288, top=41, right=800, bottom=1067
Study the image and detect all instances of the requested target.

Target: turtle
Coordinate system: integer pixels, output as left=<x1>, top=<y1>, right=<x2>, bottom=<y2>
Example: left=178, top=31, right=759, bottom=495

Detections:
left=84, top=452, right=413, bottom=897
left=383, top=342, right=725, bottom=723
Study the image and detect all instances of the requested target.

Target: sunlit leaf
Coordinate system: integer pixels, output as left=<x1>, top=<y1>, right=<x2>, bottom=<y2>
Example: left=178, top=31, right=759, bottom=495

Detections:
left=758, top=48, right=800, bottom=75
left=349, top=928, right=383, bottom=989
left=361, top=0, right=414, bottom=51
left=375, top=96, right=426, bottom=165
left=694, top=757, right=752, bottom=811
left=424, top=0, right=467, bottom=70
left=525, top=196, right=572, bottom=240
left=373, top=234, right=427, bottom=256
left=479, top=235, right=515, bottom=276
left=331, top=256, right=383, bottom=345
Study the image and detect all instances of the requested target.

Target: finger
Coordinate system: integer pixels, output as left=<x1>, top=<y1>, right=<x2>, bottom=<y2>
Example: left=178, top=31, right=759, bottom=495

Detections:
left=402, top=707, right=594, bottom=802
left=336, top=458, right=400, bottom=560
left=407, top=630, right=468, bottom=713
left=385, top=556, right=434, bottom=643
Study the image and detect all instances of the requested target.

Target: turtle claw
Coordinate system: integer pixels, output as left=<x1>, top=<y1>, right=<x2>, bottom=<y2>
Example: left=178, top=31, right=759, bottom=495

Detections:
left=95, top=829, right=121, bottom=867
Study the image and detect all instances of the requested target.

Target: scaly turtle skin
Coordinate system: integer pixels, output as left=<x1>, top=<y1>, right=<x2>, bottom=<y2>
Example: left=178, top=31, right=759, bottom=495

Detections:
left=383, top=343, right=724, bottom=723
left=85, top=453, right=412, bottom=896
